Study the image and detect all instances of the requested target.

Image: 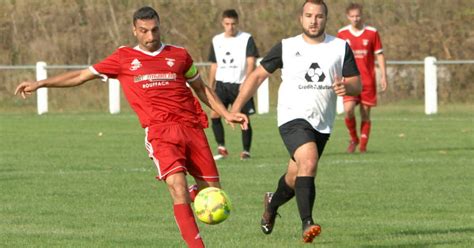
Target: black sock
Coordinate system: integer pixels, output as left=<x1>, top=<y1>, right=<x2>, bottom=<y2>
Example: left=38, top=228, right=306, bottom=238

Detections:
left=295, top=176, right=316, bottom=225
left=242, top=122, right=252, bottom=152
left=211, top=118, right=225, bottom=146
left=268, top=174, right=295, bottom=213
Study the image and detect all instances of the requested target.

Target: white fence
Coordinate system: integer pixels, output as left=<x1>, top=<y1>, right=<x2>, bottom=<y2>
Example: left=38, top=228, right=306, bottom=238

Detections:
left=2, top=57, right=473, bottom=115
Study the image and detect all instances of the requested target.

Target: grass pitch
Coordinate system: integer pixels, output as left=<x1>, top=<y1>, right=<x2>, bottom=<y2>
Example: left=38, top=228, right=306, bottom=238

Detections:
left=0, top=104, right=472, bottom=247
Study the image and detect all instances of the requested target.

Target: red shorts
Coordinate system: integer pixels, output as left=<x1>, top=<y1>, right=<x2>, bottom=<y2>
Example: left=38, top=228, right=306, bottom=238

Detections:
left=144, top=123, right=219, bottom=182
left=343, top=81, right=377, bottom=106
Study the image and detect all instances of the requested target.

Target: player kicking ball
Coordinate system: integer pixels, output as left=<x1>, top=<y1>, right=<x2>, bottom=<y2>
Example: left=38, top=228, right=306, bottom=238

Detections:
left=15, top=6, right=248, bottom=248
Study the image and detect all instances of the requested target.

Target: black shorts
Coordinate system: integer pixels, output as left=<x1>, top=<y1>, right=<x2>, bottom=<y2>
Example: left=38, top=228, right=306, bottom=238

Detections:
left=215, top=81, right=255, bottom=115
left=279, top=119, right=330, bottom=160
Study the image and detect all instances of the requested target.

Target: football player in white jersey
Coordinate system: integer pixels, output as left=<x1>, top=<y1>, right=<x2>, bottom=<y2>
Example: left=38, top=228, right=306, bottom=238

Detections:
left=231, top=0, right=361, bottom=243
left=208, top=9, right=259, bottom=161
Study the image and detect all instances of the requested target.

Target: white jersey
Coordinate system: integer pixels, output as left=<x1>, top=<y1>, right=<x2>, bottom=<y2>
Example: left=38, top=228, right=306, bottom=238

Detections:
left=260, top=34, right=359, bottom=133
left=209, top=31, right=256, bottom=84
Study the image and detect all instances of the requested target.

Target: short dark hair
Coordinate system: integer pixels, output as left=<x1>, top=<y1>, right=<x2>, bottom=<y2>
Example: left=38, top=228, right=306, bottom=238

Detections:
left=222, top=9, right=239, bottom=20
left=133, top=6, right=160, bottom=25
left=302, top=0, right=328, bottom=17
left=346, top=3, right=363, bottom=14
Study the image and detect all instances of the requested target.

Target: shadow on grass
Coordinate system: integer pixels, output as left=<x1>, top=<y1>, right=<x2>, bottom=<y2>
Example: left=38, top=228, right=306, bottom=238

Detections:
left=408, top=146, right=474, bottom=153
left=324, top=150, right=383, bottom=156
left=393, top=226, right=474, bottom=236
left=362, top=240, right=468, bottom=248
left=361, top=227, right=474, bottom=247
left=325, top=146, right=474, bottom=157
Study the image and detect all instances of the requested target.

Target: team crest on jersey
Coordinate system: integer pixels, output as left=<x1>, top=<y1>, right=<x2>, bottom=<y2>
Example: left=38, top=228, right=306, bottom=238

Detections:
left=363, top=39, right=369, bottom=46
left=305, top=63, right=326, bottom=83
left=165, top=58, right=175, bottom=67
left=130, top=59, right=142, bottom=71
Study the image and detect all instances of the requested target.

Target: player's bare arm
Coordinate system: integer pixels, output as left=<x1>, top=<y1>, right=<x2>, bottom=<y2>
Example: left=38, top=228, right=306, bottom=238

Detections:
left=376, top=53, right=388, bottom=92
left=190, top=76, right=248, bottom=129
left=207, top=63, right=221, bottom=118
left=14, top=69, right=98, bottom=99
left=231, top=65, right=270, bottom=113
left=241, top=56, right=256, bottom=91
left=208, top=63, right=218, bottom=91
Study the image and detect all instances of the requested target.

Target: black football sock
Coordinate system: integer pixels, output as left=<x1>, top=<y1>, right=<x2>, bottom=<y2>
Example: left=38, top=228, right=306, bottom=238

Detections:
left=268, top=174, right=295, bottom=213
left=211, top=118, right=225, bottom=146
left=241, top=122, right=252, bottom=152
left=295, top=176, right=316, bottom=225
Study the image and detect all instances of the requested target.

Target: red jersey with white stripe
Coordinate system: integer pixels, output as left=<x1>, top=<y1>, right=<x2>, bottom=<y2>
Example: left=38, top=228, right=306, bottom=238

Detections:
left=90, top=45, right=202, bottom=128
left=337, top=25, right=382, bottom=88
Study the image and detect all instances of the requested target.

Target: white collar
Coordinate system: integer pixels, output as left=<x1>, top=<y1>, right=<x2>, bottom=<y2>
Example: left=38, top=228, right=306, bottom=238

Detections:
left=349, top=25, right=366, bottom=37
left=133, top=43, right=165, bottom=56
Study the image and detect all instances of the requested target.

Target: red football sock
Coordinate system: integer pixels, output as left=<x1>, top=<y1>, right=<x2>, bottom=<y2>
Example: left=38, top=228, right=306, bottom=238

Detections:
left=360, top=121, right=371, bottom=149
left=188, top=184, right=199, bottom=202
left=173, top=203, right=204, bottom=248
left=345, top=117, right=359, bottom=142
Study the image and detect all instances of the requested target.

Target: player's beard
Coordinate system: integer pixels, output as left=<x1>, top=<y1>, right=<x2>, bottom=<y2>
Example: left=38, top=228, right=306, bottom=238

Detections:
left=303, top=26, right=325, bottom=39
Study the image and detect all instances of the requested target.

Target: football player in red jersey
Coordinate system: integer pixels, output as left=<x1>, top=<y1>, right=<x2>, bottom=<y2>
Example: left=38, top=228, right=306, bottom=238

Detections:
left=337, top=3, right=388, bottom=153
left=15, top=6, right=247, bottom=248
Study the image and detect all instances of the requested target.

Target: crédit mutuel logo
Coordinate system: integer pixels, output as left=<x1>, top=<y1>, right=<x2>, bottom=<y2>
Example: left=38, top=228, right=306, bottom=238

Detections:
left=221, top=51, right=238, bottom=69
left=299, top=63, right=331, bottom=90
left=222, top=51, right=234, bottom=64
left=305, top=63, right=325, bottom=83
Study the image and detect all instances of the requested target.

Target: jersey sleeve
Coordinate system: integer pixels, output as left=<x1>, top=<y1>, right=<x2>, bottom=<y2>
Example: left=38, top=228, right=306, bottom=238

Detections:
left=246, top=36, right=259, bottom=58
left=260, top=42, right=283, bottom=74
left=342, top=42, right=360, bottom=77
left=184, top=50, right=200, bottom=82
left=89, top=49, right=121, bottom=81
left=208, top=43, right=217, bottom=63
left=374, top=31, right=383, bottom=54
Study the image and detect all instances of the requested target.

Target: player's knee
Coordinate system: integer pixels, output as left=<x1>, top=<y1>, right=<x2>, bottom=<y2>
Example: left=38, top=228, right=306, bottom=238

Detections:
left=171, top=191, right=189, bottom=204
left=297, top=160, right=318, bottom=176
left=285, top=175, right=296, bottom=188
left=166, top=182, right=188, bottom=202
left=345, top=108, right=355, bottom=117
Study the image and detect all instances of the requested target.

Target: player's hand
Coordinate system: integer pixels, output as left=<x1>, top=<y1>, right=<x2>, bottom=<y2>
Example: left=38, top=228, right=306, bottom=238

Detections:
left=380, top=76, right=388, bottom=92
left=14, top=81, right=40, bottom=99
left=332, top=76, right=346, bottom=96
left=224, top=112, right=249, bottom=130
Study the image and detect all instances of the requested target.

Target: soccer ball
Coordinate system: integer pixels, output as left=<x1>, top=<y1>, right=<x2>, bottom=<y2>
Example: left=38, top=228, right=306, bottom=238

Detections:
left=193, top=187, right=232, bottom=225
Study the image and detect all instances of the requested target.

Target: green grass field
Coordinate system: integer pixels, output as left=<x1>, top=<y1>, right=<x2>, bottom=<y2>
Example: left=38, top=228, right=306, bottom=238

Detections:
left=1, top=105, right=473, bottom=247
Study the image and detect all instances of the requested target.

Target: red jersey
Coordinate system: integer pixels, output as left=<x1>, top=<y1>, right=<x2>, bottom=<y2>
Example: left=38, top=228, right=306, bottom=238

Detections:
left=90, top=45, right=203, bottom=128
left=337, top=25, right=383, bottom=87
